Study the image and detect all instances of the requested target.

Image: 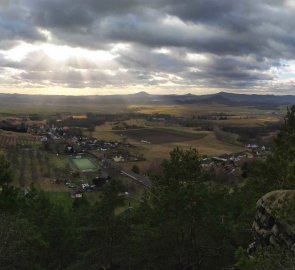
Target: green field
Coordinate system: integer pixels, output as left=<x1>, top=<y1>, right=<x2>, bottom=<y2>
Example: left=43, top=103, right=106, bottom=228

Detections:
left=46, top=192, right=72, bottom=209
left=70, top=157, right=98, bottom=171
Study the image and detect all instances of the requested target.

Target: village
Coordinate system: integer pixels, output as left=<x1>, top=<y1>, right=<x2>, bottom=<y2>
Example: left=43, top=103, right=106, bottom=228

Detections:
left=0, top=113, right=274, bottom=199
left=40, top=123, right=271, bottom=193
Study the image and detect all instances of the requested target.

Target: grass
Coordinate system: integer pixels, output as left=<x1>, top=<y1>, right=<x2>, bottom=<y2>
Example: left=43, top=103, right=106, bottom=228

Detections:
left=115, top=189, right=144, bottom=215
left=49, top=153, right=69, bottom=169
left=35, top=178, right=69, bottom=192
left=46, top=192, right=72, bottom=209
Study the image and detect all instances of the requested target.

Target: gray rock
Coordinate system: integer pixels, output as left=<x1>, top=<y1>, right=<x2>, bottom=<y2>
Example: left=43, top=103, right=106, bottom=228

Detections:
left=251, top=190, right=295, bottom=252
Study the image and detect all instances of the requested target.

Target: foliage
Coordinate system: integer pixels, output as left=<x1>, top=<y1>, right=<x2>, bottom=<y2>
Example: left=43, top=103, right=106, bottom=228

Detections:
left=0, top=148, right=256, bottom=270
left=0, top=213, right=43, bottom=270
left=267, top=105, right=295, bottom=186
left=131, top=164, right=140, bottom=174
left=234, top=106, right=295, bottom=269
left=236, top=246, right=295, bottom=270
left=214, top=126, right=239, bottom=145
left=0, top=154, right=12, bottom=185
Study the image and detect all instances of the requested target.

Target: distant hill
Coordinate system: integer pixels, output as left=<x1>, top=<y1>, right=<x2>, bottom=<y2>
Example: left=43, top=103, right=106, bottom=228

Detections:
left=170, top=92, right=295, bottom=105
left=215, top=92, right=295, bottom=104
left=0, top=91, right=295, bottom=108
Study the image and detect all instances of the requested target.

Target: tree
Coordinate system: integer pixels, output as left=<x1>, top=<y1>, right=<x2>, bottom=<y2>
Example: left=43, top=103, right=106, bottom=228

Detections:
left=236, top=246, right=295, bottom=270
left=131, top=164, right=140, bottom=174
left=0, top=213, right=42, bottom=270
left=152, top=147, right=203, bottom=190
left=74, top=180, right=128, bottom=270
left=0, top=154, right=12, bottom=186
left=130, top=148, right=234, bottom=270
left=267, top=105, right=295, bottom=186
left=21, top=189, right=78, bottom=270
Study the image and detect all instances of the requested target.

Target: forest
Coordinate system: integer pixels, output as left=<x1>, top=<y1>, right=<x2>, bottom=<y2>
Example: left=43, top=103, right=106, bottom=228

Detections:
left=1, top=107, right=295, bottom=270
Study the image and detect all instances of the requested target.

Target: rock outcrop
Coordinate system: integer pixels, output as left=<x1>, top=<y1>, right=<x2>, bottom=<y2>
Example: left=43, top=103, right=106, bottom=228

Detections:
left=249, top=190, right=295, bottom=253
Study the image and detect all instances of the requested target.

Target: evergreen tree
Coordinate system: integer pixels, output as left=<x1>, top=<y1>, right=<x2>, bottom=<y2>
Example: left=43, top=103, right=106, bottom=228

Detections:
left=72, top=179, right=128, bottom=270
left=268, top=105, right=295, bottom=186
left=0, top=154, right=12, bottom=186
left=131, top=148, right=234, bottom=270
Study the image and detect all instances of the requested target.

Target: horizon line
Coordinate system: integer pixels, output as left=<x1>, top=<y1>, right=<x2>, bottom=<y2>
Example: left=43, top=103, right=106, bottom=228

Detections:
left=0, top=91, right=292, bottom=97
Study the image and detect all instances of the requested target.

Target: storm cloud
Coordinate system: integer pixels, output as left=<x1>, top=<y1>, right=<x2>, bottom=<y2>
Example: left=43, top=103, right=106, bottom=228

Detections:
left=1, top=0, right=295, bottom=94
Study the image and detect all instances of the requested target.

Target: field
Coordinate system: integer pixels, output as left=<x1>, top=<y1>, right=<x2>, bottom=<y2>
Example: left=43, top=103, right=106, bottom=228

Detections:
left=47, top=192, right=73, bottom=208
left=6, top=148, right=69, bottom=190
left=93, top=122, right=246, bottom=172
left=70, top=157, right=98, bottom=171
left=0, top=102, right=131, bottom=115
left=0, top=132, right=40, bottom=148
left=121, top=131, right=244, bottom=171
left=117, top=127, right=207, bottom=144
left=92, top=122, right=123, bottom=141
left=209, top=115, right=281, bottom=127
left=0, top=100, right=283, bottom=188
left=128, top=103, right=283, bottom=117
left=92, top=120, right=249, bottom=172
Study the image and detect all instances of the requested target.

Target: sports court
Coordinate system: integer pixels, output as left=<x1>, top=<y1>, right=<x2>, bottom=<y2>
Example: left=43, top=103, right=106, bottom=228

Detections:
left=70, top=157, right=98, bottom=171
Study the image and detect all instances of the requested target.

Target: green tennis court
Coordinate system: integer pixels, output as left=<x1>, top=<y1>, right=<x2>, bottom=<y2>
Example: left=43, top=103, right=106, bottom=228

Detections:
left=70, top=157, right=98, bottom=171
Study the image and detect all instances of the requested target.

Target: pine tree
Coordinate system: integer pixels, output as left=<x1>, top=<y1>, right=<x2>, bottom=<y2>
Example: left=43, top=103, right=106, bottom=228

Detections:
left=268, top=105, right=295, bottom=186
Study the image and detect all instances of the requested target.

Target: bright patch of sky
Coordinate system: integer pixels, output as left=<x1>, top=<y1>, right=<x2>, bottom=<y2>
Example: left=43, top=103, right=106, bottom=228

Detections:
left=0, top=1, right=295, bottom=95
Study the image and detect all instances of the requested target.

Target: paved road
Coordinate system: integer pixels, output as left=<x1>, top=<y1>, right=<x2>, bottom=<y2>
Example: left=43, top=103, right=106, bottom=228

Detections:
left=93, top=156, right=151, bottom=188
left=120, top=170, right=151, bottom=188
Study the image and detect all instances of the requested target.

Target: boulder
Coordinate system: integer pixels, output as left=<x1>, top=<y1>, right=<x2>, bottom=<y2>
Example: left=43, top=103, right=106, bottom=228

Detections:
left=250, top=190, right=295, bottom=252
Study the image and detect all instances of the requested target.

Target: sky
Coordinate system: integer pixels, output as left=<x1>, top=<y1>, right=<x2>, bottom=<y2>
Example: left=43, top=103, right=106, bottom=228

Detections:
left=1, top=0, right=295, bottom=95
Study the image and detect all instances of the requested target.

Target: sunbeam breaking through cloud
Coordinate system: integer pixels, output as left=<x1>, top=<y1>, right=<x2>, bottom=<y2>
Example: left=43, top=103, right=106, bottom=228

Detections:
left=1, top=0, right=295, bottom=95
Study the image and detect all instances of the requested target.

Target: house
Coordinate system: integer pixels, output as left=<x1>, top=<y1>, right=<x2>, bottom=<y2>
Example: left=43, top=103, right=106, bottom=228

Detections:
left=92, top=174, right=110, bottom=188
left=71, top=190, right=83, bottom=199
left=40, top=136, right=48, bottom=142
left=246, top=144, right=259, bottom=149
left=21, top=144, right=33, bottom=150
left=113, top=155, right=125, bottom=162
left=212, top=157, right=227, bottom=163
left=141, top=140, right=151, bottom=144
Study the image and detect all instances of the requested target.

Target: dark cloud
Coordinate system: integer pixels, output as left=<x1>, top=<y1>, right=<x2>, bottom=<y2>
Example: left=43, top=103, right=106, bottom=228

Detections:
left=1, top=0, right=295, bottom=92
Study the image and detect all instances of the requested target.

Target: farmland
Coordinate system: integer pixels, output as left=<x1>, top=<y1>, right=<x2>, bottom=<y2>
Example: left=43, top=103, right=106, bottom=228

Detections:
left=128, top=103, right=284, bottom=117
left=120, top=130, right=245, bottom=172
left=88, top=112, right=279, bottom=173
left=0, top=132, right=40, bottom=148
left=116, top=127, right=208, bottom=144
left=6, top=148, right=69, bottom=190
left=0, top=93, right=285, bottom=194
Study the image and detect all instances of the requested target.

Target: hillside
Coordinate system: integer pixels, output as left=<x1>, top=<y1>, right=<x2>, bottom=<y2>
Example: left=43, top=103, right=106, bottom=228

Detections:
left=1, top=91, right=295, bottom=107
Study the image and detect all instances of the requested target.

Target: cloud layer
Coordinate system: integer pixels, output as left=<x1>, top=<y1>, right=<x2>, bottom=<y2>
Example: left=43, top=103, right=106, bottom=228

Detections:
left=1, top=0, right=295, bottom=94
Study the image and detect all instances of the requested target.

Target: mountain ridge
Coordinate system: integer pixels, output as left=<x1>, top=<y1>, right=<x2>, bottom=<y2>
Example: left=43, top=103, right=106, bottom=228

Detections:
left=0, top=91, right=295, bottom=105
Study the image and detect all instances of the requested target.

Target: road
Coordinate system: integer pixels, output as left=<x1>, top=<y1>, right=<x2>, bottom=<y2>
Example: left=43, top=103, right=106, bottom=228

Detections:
left=94, top=156, right=151, bottom=188
left=120, top=170, right=151, bottom=188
